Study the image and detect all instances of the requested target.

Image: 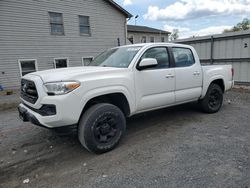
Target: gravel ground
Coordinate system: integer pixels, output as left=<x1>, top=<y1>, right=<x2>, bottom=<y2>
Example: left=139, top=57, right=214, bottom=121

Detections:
left=0, top=90, right=20, bottom=111
left=0, top=90, right=250, bottom=188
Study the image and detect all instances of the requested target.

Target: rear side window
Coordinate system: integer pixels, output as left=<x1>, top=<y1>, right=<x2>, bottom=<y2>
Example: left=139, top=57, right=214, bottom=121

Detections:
left=172, top=47, right=195, bottom=67
left=141, top=47, right=169, bottom=69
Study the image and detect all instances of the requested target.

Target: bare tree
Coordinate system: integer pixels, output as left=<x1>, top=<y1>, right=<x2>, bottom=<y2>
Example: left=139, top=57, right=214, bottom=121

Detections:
left=169, top=29, right=179, bottom=41
left=223, top=18, right=250, bottom=33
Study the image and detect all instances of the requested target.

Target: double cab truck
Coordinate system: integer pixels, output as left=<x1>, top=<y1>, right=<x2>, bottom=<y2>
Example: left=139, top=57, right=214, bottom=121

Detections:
left=18, top=43, right=234, bottom=154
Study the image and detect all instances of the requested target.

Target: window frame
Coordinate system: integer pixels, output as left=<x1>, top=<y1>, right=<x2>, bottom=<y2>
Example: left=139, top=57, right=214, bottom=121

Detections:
left=161, top=37, right=165, bottom=42
left=54, top=57, right=69, bottom=69
left=141, top=36, right=147, bottom=43
left=82, top=56, right=94, bottom=66
left=48, top=12, right=65, bottom=35
left=171, top=47, right=196, bottom=68
left=150, top=36, right=155, bottom=43
left=18, top=59, right=38, bottom=77
left=136, top=46, right=172, bottom=70
left=79, top=15, right=91, bottom=36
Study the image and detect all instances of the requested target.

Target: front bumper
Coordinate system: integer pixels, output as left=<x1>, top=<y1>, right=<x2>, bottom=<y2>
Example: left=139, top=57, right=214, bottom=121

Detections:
left=18, top=75, right=84, bottom=128
left=18, top=102, right=79, bottom=128
left=18, top=105, right=45, bottom=127
left=18, top=89, right=83, bottom=128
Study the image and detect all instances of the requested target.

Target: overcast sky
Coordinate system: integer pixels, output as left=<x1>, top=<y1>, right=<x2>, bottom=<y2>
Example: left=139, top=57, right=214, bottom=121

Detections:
left=115, top=0, right=250, bottom=38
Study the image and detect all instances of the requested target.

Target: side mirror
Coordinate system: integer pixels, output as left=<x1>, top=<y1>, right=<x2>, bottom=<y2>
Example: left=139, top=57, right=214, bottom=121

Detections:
left=138, top=58, right=158, bottom=71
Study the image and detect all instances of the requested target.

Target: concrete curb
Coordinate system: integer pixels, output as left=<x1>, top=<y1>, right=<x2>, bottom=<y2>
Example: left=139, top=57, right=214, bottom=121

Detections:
left=232, top=85, right=250, bottom=93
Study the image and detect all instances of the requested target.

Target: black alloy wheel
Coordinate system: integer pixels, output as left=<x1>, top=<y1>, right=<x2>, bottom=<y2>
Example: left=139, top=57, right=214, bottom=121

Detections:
left=78, top=103, right=126, bottom=154
left=199, top=83, right=223, bottom=113
left=93, top=114, right=118, bottom=144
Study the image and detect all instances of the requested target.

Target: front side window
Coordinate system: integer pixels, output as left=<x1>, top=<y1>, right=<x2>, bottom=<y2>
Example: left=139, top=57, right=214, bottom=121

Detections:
left=88, top=46, right=141, bottom=68
left=54, top=58, right=68, bottom=68
left=49, top=12, right=64, bottom=35
left=140, top=47, right=169, bottom=69
left=82, top=57, right=93, bottom=66
left=79, top=15, right=90, bottom=35
left=19, top=59, right=37, bottom=76
left=172, top=47, right=195, bottom=67
left=141, top=36, right=146, bottom=43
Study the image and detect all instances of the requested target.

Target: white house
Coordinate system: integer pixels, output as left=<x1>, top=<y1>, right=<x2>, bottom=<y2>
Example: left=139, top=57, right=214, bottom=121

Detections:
left=0, top=0, right=132, bottom=89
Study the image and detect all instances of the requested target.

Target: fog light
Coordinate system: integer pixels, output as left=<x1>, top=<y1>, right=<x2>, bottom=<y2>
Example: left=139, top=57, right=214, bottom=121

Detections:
left=39, top=104, right=56, bottom=116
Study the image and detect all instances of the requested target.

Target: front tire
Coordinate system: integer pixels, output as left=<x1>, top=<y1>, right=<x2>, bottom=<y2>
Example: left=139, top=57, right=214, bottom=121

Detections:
left=199, top=83, right=223, bottom=113
left=78, top=103, right=126, bottom=154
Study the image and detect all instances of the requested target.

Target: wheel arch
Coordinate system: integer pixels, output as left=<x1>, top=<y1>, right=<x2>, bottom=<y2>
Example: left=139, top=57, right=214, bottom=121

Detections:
left=82, top=92, right=131, bottom=116
left=210, top=79, right=225, bottom=93
left=201, top=76, right=225, bottom=98
left=77, top=88, right=133, bottom=123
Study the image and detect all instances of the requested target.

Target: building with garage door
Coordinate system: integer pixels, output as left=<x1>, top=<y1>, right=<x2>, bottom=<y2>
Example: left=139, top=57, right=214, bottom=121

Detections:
left=127, top=25, right=171, bottom=44
left=0, top=0, right=132, bottom=89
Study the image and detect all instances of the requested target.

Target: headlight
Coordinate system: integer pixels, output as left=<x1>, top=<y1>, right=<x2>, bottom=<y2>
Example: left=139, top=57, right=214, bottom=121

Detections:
left=44, top=81, right=80, bottom=95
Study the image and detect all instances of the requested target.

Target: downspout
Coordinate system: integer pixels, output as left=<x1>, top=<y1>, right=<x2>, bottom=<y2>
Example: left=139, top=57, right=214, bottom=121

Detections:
left=125, top=17, right=131, bottom=45
left=210, top=36, right=214, bottom=64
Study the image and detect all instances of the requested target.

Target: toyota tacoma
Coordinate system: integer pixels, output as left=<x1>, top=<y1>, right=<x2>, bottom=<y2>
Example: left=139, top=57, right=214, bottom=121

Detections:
left=18, top=43, right=234, bottom=154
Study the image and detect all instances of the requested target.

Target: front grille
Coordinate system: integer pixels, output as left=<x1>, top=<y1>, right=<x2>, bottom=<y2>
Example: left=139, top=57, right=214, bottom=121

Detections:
left=21, top=79, right=38, bottom=104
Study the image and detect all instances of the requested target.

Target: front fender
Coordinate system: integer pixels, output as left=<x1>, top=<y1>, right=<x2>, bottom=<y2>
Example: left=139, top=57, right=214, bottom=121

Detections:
left=74, top=85, right=136, bottom=121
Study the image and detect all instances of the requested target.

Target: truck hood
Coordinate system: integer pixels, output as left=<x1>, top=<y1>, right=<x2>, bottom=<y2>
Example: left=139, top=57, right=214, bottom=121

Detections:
left=29, top=66, right=126, bottom=83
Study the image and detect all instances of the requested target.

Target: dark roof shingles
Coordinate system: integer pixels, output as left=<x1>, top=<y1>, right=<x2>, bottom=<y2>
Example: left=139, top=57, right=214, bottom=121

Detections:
left=127, top=25, right=170, bottom=34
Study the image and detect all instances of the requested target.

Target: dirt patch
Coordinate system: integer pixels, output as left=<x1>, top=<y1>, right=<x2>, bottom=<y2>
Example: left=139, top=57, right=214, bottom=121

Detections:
left=0, top=91, right=250, bottom=188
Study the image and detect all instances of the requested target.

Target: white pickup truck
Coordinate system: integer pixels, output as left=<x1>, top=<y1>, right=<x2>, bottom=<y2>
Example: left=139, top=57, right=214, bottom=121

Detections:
left=18, top=43, right=234, bottom=154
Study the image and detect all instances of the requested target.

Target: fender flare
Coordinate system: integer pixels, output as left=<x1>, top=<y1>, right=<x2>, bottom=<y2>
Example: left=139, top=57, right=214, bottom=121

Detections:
left=76, top=85, right=135, bottom=120
left=201, top=75, right=225, bottom=98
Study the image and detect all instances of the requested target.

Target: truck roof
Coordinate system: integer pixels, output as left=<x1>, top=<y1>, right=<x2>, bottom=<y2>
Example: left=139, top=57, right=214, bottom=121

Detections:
left=118, top=43, right=192, bottom=49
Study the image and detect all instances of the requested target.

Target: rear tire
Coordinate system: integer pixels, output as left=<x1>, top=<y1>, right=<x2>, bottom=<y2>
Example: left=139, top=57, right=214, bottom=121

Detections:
left=199, top=83, right=223, bottom=113
left=78, top=103, right=126, bottom=154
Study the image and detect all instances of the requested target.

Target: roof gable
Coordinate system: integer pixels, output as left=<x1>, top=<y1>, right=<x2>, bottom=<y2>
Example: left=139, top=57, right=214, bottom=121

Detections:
left=105, top=0, right=132, bottom=18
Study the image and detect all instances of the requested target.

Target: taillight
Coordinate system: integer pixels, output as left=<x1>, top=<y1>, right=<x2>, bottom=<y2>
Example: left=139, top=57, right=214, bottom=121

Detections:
left=231, top=68, right=234, bottom=78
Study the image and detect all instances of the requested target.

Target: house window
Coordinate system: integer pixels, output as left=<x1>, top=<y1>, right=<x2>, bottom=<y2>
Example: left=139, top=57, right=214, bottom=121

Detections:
left=54, top=58, right=68, bottom=68
left=141, top=36, right=146, bottom=43
left=49, top=12, right=64, bottom=35
left=161, top=37, right=165, bottom=42
left=128, top=36, right=134, bottom=44
left=150, top=37, right=154, bottom=42
left=79, top=15, right=90, bottom=35
left=82, top=57, right=93, bottom=66
left=18, top=59, right=37, bottom=76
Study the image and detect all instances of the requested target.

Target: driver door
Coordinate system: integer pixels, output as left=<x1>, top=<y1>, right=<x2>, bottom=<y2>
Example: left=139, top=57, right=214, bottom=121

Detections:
left=135, top=47, right=175, bottom=112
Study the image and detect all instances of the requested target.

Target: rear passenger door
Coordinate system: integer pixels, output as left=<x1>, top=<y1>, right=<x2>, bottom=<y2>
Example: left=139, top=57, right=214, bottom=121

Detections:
left=172, top=47, right=202, bottom=103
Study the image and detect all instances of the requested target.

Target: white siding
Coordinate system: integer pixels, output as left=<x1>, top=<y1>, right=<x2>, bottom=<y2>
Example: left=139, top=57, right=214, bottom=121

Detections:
left=0, top=0, right=127, bottom=89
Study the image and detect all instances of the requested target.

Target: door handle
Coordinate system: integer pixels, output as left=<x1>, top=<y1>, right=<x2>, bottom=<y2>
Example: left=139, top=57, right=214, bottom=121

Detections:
left=166, top=74, right=175, bottom=78
left=193, top=71, right=200, bottom=76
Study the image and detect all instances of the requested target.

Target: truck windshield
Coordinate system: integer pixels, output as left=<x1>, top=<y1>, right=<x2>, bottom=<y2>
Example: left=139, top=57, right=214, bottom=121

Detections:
left=87, top=46, right=141, bottom=68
